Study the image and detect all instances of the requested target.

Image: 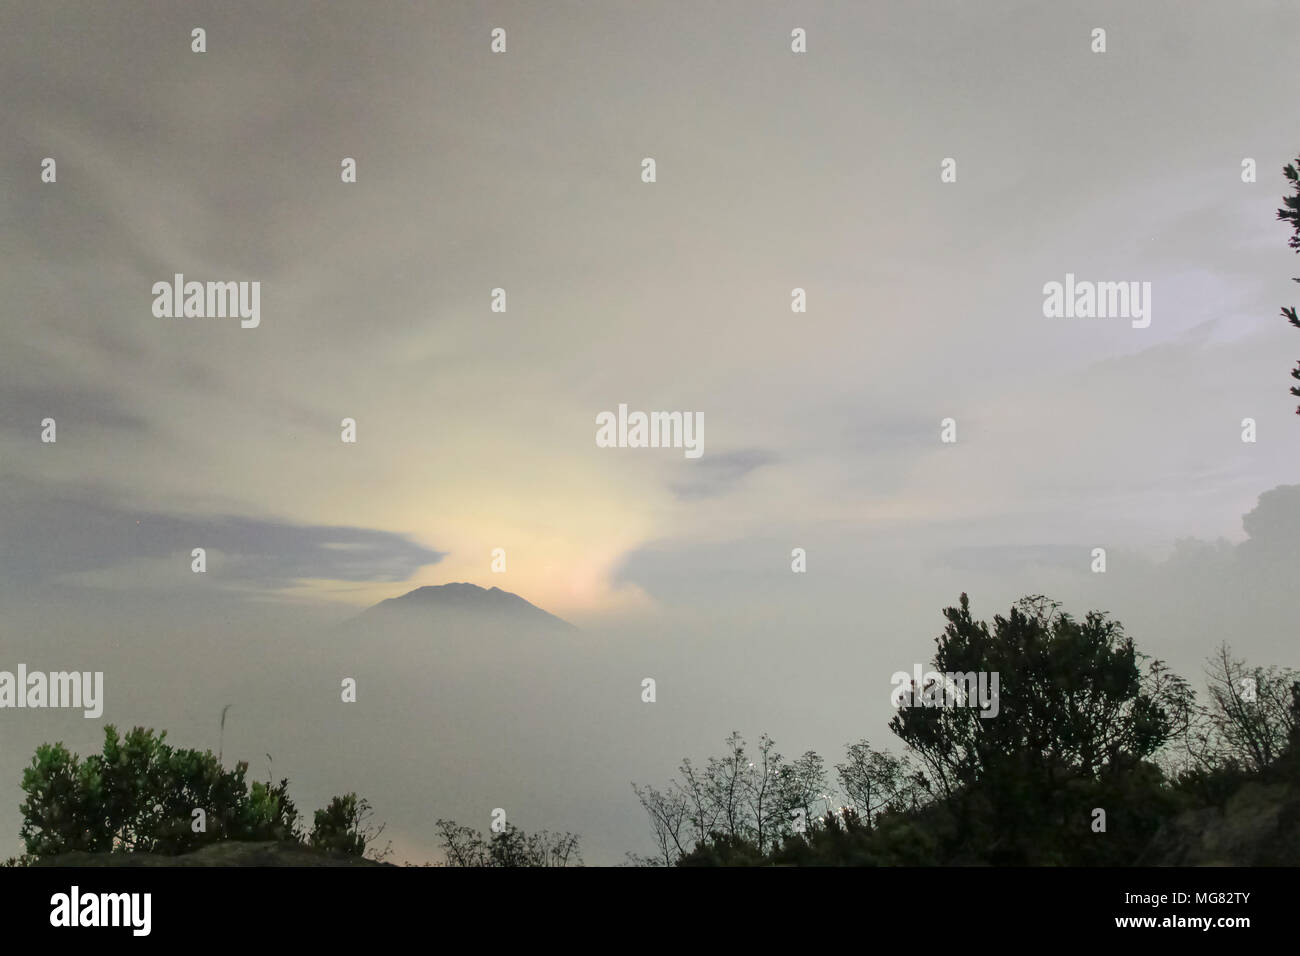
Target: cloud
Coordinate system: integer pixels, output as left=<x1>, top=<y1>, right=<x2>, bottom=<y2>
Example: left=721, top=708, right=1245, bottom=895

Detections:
left=0, top=478, right=444, bottom=591
left=0, top=381, right=148, bottom=435
left=1239, top=484, right=1300, bottom=566
left=668, top=448, right=775, bottom=500
left=928, top=544, right=1084, bottom=573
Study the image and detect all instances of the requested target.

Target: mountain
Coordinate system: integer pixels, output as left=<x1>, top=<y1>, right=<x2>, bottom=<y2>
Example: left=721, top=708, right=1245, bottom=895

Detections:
left=284, top=581, right=616, bottom=865
left=357, top=582, right=578, bottom=632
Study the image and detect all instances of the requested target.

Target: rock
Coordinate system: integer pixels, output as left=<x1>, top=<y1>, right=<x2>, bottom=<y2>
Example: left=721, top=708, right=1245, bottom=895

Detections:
left=1138, top=781, right=1300, bottom=866
left=34, top=840, right=393, bottom=867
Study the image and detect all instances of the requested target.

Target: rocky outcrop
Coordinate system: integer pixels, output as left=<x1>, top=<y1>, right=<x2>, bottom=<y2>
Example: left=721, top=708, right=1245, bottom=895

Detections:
left=34, top=840, right=393, bottom=867
left=1139, top=781, right=1300, bottom=866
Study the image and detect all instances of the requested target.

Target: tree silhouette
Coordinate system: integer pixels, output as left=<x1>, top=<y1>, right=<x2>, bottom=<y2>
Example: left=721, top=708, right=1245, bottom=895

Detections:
left=433, top=818, right=582, bottom=867
left=1278, top=155, right=1300, bottom=414
left=629, top=595, right=1285, bottom=866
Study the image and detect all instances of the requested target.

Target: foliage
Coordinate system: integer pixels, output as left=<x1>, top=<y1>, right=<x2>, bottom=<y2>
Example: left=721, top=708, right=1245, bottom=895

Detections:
left=1190, top=644, right=1298, bottom=773
left=634, top=594, right=1298, bottom=866
left=1278, top=155, right=1300, bottom=414
left=433, top=818, right=582, bottom=867
left=309, top=792, right=389, bottom=860
left=18, top=725, right=374, bottom=862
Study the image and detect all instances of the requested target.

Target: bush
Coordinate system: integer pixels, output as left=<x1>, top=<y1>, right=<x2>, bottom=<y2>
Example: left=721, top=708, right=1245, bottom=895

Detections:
left=309, top=793, right=386, bottom=858
left=19, top=725, right=365, bottom=861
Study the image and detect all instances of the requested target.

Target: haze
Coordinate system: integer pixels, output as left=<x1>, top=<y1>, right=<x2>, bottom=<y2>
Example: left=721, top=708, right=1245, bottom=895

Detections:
left=1, top=0, right=1298, bottom=863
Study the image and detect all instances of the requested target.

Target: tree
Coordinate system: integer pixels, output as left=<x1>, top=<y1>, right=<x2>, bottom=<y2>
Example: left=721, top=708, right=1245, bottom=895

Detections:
left=1278, top=155, right=1300, bottom=415
left=629, top=782, right=690, bottom=866
left=17, top=742, right=108, bottom=857
left=631, top=597, right=1293, bottom=866
left=835, top=741, right=922, bottom=827
left=742, top=734, right=790, bottom=854
left=310, top=792, right=389, bottom=860
left=1196, top=643, right=1299, bottom=772
left=782, top=750, right=830, bottom=833
left=631, top=735, right=768, bottom=865
left=633, top=732, right=818, bottom=863
left=433, top=818, right=489, bottom=867
left=886, top=594, right=1190, bottom=863
left=488, top=824, right=581, bottom=867
left=704, top=731, right=751, bottom=844
left=433, top=818, right=582, bottom=867
left=889, top=595, right=1183, bottom=796
left=21, top=726, right=300, bottom=856
left=18, top=725, right=367, bottom=861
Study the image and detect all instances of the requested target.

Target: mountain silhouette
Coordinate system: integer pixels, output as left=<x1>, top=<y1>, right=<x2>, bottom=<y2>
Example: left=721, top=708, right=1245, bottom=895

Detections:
left=289, top=580, right=595, bottom=865
left=357, top=582, right=577, bottom=633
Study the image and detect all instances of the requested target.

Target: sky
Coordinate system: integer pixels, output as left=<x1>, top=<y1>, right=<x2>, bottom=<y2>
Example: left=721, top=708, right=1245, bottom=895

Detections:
left=1, top=0, right=1299, bottom=863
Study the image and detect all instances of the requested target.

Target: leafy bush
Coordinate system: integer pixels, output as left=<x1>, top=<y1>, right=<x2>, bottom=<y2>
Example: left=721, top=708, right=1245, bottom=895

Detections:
left=310, top=792, right=388, bottom=859
left=19, top=725, right=365, bottom=861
